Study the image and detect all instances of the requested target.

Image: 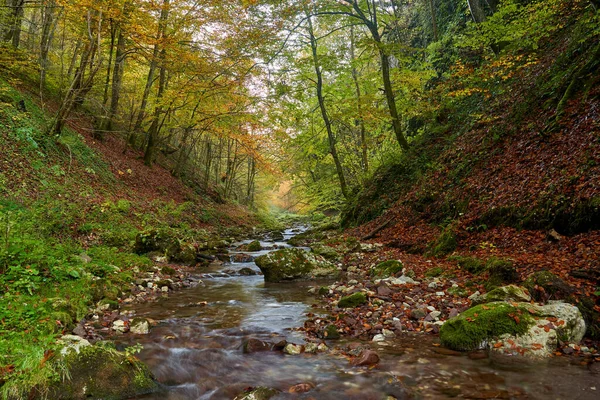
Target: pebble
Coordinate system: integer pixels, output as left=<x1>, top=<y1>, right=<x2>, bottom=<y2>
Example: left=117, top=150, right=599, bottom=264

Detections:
left=428, top=282, right=438, bottom=289
left=372, top=334, right=386, bottom=342
left=382, top=329, right=395, bottom=337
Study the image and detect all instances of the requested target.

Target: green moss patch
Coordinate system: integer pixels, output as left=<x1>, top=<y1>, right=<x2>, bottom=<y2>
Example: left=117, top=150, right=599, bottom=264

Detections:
left=370, top=260, right=403, bottom=279
left=430, top=229, right=457, bottom=256
left=439, top=302, right=535, bottom=351
left=424, top=267, right=444, bottom=277
left=246, top=240, right=262, bottom=252
left=337, top=292, right=367, bottom=308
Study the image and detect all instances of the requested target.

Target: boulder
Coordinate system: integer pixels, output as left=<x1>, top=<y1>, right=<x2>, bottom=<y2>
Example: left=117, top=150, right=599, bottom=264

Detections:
left=471, top=285, right=532, bottom=306
left=130, top=318, right=150, bottom=335
left=440, top=301, right=585, bottom=358
left=49, top=344, right=157, bottom=399
left=370, top=260, right=403, bottom=279
left=254, top=248, right=338, bottom=282
left=246, top=240, right=262, bottom=252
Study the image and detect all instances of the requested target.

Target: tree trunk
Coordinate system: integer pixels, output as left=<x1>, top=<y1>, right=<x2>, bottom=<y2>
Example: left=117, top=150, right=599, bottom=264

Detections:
left=102, top=21, right=126, bottom=135
left=40, top=1, right=58, bottom=90
left=350, top=25, right=368, bottom=174
left=4, top=0, right=25, bottom=48
left=307, top=13, right=349, bottom=199
left=428, top=0, right=438, bottom=41
left=467, top=0, right=486, bottom=23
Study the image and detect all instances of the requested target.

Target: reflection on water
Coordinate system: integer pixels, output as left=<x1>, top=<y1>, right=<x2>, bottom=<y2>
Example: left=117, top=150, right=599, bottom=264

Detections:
left=121, top=227, right=598, bottom=399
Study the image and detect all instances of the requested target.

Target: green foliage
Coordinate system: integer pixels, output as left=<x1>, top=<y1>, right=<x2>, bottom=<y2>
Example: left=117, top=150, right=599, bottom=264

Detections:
left=449, top=255, right=486, bottom=274
left=424, top=267, right=444, bottom=277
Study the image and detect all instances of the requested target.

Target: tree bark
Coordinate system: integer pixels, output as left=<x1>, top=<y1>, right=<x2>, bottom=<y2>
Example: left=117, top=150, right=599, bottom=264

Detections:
left=428, top=0, right=438, bottom=41
left=307, top=13, right=349, bottom=199
left=350, top=25, right=369, bottom=174
left=467, top=0, right=486, bottom=23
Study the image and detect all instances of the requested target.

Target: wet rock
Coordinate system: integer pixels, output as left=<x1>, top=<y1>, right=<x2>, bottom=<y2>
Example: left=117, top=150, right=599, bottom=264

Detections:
left=372, top=334, right=386, bottom=342
left=254, top=248, right=339, bottom=282
left=246, top=240, right=262, bottom=252
left=238, top=267, right=257, bottom=276
left=338, top=292, right=367, bottom=308
left=377, top=285, right=393, bottom=296
left=234, top=387, right=280, bottom=400
left=130, top=318, right=150, bottom=335
left=243, top=338, right=272, bottom=353
left=283, top=343, right=303, bottom=355
left=289, top=382, right=315, bottom=393
left=471, top=285, right=531, bottom=306
left=352, top=350, right=380, bottom=366
left=112, top=319, right=128, bottom=333
left=49, top=344, right=157, bottom=399
left=232, top=253, right=255, bottom=263
left=388, top=276, right=419, bottom=285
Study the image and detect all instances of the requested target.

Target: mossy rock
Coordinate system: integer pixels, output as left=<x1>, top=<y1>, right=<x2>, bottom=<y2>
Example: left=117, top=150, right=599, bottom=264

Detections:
left=424, top=267, right=444, bottom=277
left=234, top=386, right=280, bottom=400
left=447, top=286, right=469, bottom=297
left=440, top=302, right=535, bottom=351
left=49, top=345, right=157, bottom=399
left=431, top=229, right=457, bottom=256
left=484, top=257, right=519, bottom=291
left=310, top=242, right=341, bottom=260
left=246, top=240, right=262, bottom=252
left=370, top=260, right=403, bottom=279
left=523, top=270, right=574, bottom=301
left=337, top=292, right=367, bottom=308
left=161, top=266, right=177, bottom=276
left=98, top=298, right=120, bottom=311
left=471, top=285, right=531, bottom=305
left=318, top=286, right=330, bottom=296
left=451, top=255, right=486, bottom=274
left=90, top=279, right=120, bottom=302
left=47, top=297, right=89, bottom=323
left=254, top=248, right=338, bottom=282
left=323, top=324, right=340, bottom=339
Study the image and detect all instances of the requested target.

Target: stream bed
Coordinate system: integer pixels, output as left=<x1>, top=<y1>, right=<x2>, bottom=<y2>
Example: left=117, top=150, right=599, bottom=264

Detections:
left=118, top=228, right=599, bottom=399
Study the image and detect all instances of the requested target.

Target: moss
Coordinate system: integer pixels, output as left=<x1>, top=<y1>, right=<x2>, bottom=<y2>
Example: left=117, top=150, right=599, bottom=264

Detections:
left=484, top=257, right=518, bottom=291
left=161, top=266, right=177, bottom=276
left=98, top=298, right=119, bottom=310
left=234, top=386, right=280, bottom=400
left=324, top=324, right=340, bottom=339
left=246, top=240, right=262, bottom=252
left=431, top=229, right=457, bottom=256
left=450, top=256, right=486, bottom=274
left=49, top=344, right=157, bottom=399
left=90, top=279, right=120, bottom=302
left=318, top=286, right=330, bottom=296
left=337, top=292, right=367, bottom=308
left=447, top=286, right=469, bottom=297
left=254, top=248, right=338, bottom=282
left=424, top=267, right=444, bottom=277
left=310, top=242, right=341, bottom=260
left=439, top=302, right=535, bottom=351
left=370, top=260, right=403, bottom=279
left=523, top=270, right=573, bottom=301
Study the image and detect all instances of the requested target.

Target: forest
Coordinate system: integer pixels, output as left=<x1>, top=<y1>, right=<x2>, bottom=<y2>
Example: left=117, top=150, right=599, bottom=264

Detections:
left=0, top=0, right=599, bottom=399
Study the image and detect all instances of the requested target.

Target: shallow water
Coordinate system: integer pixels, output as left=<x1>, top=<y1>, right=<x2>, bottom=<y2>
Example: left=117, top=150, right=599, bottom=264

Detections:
left=121, top=227, right=599, bottom=399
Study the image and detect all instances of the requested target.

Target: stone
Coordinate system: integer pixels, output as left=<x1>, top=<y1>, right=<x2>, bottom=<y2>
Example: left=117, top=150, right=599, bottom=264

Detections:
left=243, top=338, right=272, bottom=353
left=428, top=281, right=438, bottom=289
left=471, top=285, right=531, bottom=306
left=352, top=350, right=380, bottom=366
left=410, top=308, right=428, bottom=320
left=382, top=329, right=395, bottom=337
left=304, top=343, right=318, bottom=353
left=429, top=311, right=442, bottom=320
left=371, top=260, right=403, bottom=279
left=130, top=318, right=150, bottom=335
left=440, top=301, right=586, bottom=358
left=238, top=267, right=257, bottom=276
left=49, top=344, right=157, bottom=399
left=377, top=285, right=393, bottom=296
left=254, top=248, right=339, bottom=282
left=234, top=387, right=280, bottom=400
left=58, top=335, right=91, bottom=356
left=523, top=270, right=574, bottom=301
left=283, top=343, right=303, bottom=355
left=112, top=320, right=127, bottom=333
left=372, top=334, right=386, bottom=342
left=389, top=276, right=419, bottom=285
left=246, top=240, right=262, bottom=252
left=337, top=292, right=367, bottom=308
left=310, top=242, right=341, bottom=260
left=161, top=286, right=169, bottom=293
left=323, top=324, right=340, bottom=339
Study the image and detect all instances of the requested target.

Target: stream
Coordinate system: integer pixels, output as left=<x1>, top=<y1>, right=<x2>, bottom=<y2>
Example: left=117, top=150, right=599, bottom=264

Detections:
left=118, top=227, right=599, bottom=399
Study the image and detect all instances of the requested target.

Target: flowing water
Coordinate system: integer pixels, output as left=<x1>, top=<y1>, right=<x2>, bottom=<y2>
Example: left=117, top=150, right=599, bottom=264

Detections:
left=120, top=228, right=599, bottom=399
